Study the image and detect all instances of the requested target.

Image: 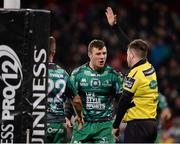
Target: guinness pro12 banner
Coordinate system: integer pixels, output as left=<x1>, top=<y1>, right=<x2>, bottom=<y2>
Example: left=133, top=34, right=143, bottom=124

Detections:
left=0, top=9, right=50, bottom=143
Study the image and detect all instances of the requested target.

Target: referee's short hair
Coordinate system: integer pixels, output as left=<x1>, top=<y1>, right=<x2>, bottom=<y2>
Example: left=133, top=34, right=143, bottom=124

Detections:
left=128, top=39, right=149, bottom=58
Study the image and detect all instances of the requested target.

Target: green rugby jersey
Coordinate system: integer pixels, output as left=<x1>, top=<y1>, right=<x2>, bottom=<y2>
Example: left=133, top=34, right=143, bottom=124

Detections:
left=48, top=63, right=77, bottom=122
left=157, top=93, right=168, bottom=120
left=158, top=93, right=168, bottom=110
left=71, top=63, right=123, bottom=122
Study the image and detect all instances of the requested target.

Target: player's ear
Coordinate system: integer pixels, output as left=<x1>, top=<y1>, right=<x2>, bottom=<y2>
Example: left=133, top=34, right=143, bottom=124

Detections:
left=88, top=51, right=91, bottom=59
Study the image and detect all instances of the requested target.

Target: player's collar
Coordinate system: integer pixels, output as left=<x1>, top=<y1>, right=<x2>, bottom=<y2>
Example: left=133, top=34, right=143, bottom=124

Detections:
left=86, top=62, right=106, bottom=74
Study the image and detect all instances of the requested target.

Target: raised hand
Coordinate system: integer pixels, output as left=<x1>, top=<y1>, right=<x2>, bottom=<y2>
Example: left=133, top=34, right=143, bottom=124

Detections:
left=105, top=7, right=117, bottom=26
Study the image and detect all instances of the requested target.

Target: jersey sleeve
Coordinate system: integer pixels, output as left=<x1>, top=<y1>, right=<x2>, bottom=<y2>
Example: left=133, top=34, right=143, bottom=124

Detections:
left=70, top=68, right=79, bottom=92
left=158, top=93, right=168, bottom=110
left=64, top=99, right=75, bottom=119
left=123, top=72, right=139, bottom=94
left=113, top=72, right=137, bottom=128
left=114, top=72, right=123, bottom=95
left=65, top=73, right=78, bottom=98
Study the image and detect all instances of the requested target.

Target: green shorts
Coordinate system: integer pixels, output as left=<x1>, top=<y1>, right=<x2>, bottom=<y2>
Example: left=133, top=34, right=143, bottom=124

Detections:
left=155, top=127, right=161, bottom=143
left=47, top=122, right=67, bottom=143
left=71, top=120, right=115, bottom=143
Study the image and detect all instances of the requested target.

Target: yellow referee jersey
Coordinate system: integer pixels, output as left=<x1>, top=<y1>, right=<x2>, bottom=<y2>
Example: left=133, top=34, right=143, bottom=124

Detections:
left=123, top=59, right=158, bottom=122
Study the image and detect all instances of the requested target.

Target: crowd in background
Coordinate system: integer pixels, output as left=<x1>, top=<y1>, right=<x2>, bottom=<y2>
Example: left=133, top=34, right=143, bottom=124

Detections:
left=1, top=0, right=179, bottom=142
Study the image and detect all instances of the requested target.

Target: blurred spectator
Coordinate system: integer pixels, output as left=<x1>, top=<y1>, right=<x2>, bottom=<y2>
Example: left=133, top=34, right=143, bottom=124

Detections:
left=168, top=117, right=180, bottom=143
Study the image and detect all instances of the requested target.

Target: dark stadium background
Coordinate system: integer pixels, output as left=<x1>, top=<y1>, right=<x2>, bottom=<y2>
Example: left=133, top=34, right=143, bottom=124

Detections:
left=0, top=0, right=179, bottom=142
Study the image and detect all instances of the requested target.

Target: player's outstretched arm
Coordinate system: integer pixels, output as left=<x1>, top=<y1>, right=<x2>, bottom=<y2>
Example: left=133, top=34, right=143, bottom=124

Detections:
left=105, top=6, right=131, bottom=48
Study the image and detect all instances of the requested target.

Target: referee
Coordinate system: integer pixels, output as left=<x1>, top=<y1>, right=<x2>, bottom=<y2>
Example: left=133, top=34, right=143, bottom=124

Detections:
left=106, top=7, right=158, bottom=143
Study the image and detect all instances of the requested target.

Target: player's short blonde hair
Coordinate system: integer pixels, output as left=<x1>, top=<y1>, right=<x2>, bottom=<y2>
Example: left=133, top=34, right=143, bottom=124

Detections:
left=88, top=39, right=105, bottom=53
left=128, top=39, right=149, bottom=58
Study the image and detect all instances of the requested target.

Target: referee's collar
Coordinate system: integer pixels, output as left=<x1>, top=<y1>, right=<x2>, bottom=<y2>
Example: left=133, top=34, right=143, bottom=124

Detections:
left=130, top=58, right=147, bottom=70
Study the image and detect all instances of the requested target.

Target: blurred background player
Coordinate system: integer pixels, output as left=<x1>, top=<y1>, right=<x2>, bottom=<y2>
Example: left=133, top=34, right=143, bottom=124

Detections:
left=47, top=36, right=83, bottom=143
left=156, top=93, right=171, bottom=142
left=106, top=7, right=158, bottom=143
left=70, top=39, right=123, bottom=143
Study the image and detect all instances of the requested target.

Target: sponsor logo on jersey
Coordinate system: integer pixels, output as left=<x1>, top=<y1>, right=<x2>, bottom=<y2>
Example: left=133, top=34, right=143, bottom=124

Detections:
left=149, top=80, right=157, bottom=89
left=143, top=67, right=155, bottom=76
left=124, top=77, right=135, bottom=89
left=80, top=78, right=88, bottom=87
left=47, top=126, right=64, bottom=134
left=0, top=45, right=23, bottom=143
left=49, top=73, right=64, bottom=78
left=86, top=92, right=105, bottom=110
left=102, top=80, right=112, bottom=87
left=90, top=78, right=101, bottom=88
left=90, top=73, right=96, bottom=77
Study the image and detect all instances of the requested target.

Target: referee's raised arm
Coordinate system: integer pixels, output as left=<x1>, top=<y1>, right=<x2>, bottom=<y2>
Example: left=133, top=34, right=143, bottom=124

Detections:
left=105, top=7, right=131, bottom=49
left=105, top=7, right=158, bottom=143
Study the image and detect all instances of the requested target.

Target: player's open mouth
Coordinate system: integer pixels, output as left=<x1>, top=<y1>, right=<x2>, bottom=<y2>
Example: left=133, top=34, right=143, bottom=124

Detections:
left=99, top=61, right=104, bottom=65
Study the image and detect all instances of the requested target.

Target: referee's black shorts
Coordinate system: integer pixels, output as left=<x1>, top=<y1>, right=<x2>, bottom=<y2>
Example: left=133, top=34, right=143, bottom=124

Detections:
left=124, top=119, right=157, bottom=143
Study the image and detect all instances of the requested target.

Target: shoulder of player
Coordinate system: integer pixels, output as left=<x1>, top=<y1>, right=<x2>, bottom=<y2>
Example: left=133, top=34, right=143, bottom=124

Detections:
left=48, top=63, right=70, bottom=76
left=105, top=65, right=120, bottom=76
left=48, top=63, right=60, bottom=71
left=71, top=63, right=87, bottom=76
left=48, top=62, right=60, bottom=68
